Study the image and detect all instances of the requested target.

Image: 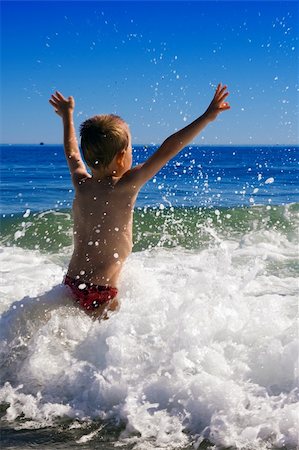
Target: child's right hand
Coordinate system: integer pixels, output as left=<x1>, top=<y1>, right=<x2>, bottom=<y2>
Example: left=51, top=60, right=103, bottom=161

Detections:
left=204, top=83, right=230, bottom=121
left=49, top=91, right=75, bottom=118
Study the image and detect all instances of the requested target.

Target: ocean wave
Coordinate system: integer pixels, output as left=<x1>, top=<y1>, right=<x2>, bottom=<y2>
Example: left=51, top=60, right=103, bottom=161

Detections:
left=1, top=203, right=298, bottom=253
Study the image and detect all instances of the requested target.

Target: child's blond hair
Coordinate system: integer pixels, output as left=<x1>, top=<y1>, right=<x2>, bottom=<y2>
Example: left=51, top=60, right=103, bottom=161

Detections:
left=80, top=114, right=129, bottom=169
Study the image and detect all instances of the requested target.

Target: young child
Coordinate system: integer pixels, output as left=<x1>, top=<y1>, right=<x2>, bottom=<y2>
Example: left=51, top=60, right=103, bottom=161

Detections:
left=49, top=84, right=230, bottom=319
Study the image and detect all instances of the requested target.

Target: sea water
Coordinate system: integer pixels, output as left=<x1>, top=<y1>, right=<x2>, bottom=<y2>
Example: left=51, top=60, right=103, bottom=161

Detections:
left=0, top=145, right=298, bottom=449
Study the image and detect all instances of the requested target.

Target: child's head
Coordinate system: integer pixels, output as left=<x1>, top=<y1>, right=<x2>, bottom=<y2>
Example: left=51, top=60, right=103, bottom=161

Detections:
left=80, top=114, right=131, bottom=170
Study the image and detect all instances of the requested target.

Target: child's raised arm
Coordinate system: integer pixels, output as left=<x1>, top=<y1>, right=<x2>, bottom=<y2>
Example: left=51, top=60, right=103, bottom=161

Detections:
left=127, top=83, right=230, bottom=188
left=49, top=92, right=89, bottom=185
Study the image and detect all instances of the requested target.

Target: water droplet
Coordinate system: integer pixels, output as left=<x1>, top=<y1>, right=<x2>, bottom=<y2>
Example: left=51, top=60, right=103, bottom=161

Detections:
left=23, top=209, right=30, bottom=218
left=265, top=177, right=274, bottom=184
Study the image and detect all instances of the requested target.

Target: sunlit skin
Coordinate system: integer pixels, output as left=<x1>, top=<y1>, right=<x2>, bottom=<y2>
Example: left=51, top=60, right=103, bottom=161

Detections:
left=49, top=84, right=230, bottom=318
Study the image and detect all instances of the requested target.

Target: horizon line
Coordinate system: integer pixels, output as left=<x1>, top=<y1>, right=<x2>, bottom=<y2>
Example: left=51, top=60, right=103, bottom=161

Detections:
left=1, top=143, right=298, bottom=147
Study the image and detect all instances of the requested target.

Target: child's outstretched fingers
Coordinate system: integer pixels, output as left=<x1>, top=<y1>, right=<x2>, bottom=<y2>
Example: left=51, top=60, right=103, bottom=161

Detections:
left=216, top=85, right=228, bottom=101
left=49, top=96, right=59, bottom=112
left=55, top=91, right=66, bottom=100
left=218, top=90, right=229, bottom=105
left=49, top=91, right=75, bottom=117
left=205, top=83, right=230, bottom=120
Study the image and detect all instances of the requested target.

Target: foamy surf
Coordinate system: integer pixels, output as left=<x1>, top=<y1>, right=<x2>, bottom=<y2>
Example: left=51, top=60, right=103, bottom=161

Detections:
left=0, top=218, right=298, bottom=449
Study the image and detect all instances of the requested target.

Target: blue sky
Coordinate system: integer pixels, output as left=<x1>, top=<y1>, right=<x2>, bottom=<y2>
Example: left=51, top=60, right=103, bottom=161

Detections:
left=1, top=1, right=298, bottom=144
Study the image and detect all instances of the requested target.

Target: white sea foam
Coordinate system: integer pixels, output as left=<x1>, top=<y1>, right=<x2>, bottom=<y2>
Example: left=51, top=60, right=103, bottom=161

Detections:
left=0, top=226, right=298, bottom=449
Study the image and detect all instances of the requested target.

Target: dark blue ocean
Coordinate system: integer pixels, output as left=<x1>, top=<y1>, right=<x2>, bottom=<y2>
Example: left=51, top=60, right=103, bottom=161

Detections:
left=1, top=145, right=298, bottom=214
left=0, top=144, right=298, bottom=450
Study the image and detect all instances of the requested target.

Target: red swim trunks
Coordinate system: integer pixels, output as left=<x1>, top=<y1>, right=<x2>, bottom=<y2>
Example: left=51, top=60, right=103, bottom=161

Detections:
left=64, top=275, right=118, bottom=312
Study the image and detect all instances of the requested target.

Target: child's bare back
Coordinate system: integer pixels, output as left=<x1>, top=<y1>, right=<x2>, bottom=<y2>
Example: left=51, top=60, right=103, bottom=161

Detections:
left=49, top=84, right=230, bottom=319
left=69, top=175, right=135, bottom=287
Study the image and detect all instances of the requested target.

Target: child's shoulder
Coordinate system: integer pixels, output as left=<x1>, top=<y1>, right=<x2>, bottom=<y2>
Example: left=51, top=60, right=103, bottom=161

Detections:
left=118, top=165, right=143, bottom=185
left=73, top=176, right=92, bottom=191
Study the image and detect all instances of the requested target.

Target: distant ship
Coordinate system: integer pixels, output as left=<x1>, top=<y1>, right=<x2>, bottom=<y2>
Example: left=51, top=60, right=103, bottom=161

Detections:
left=39, top=142, right=44, bottom=145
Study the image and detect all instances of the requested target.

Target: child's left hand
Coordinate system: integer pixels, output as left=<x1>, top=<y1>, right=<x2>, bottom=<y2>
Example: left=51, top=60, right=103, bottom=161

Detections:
left=49, top=91, right=75, bottom=118
left=204, top=83, right=230, bottom=121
